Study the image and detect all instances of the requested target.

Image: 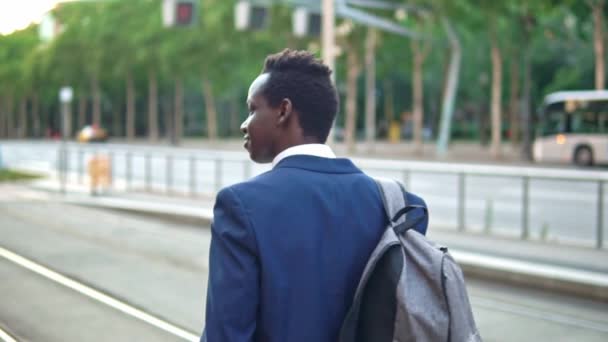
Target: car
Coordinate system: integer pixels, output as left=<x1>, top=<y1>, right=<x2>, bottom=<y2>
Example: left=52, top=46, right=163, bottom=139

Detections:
left=77, top=125, right=108, bottom=143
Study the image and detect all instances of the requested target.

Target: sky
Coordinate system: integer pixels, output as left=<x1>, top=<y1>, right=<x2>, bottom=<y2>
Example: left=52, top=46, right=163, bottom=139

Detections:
left=0, top=0, right=60, bottom=35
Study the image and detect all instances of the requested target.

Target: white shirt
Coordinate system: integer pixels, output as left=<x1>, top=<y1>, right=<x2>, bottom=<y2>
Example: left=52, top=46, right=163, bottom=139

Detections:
left=272, top=144, right=336, bottom=168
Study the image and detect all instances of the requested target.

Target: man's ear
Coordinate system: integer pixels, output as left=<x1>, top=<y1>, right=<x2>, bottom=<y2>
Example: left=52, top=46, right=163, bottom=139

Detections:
left=277, top=98, right=293, bottom=126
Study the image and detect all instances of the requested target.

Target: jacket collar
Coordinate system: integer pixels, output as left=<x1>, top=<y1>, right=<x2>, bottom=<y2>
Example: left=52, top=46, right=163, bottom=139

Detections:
left=274, top=155, right=362, bottom=174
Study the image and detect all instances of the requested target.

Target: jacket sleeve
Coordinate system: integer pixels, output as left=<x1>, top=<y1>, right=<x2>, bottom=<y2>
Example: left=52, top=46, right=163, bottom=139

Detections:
left=202, top=187, right=259, bottom=342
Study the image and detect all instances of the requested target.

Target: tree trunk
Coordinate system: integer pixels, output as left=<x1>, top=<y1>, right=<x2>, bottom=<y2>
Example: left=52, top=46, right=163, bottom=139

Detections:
left=490, top=38, right=503, bottom=158
left=126, top=71, right=136, bottom=140
left=148, top=70, right=159, bottom=141
left=32, top=93, right=40, bottom=138
left=17, top=97, right=27, bottom=138
left=113, top=103, right=121, bottom=137
left=521, top=48, right=533, bottom=160
left=0, top=96, right=6, bottom=139
left=229, top=98, right=239, bottom=136
left=364, top=28, right=378, bottom=152
left=508, top=57, right=520, bottom=146
left=6, top=96, right=14, bottom=138
left=78, top=93, right=87, bottom=129
left=412, top=39, right=429, bottom=154
left=345, top=47, right=361, bottom=153
left=0, top=96, right=5, bottom=138
left=436, top=18, right=462, bottom=157
left=520, top=13, right=535, bottom=161
left=592, top=1, right=606, bottom=89
left=384, top=79, right=394, bottom=140
left=40, top=107, right=51, bottom=138
left=91, top=76, right=101, bottom=127
left=202, top=77, right=218, bottom=141
left=174, top=77, right=183, bottom=145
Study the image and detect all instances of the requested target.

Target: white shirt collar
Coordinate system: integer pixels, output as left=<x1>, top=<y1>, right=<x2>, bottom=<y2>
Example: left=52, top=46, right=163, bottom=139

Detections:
left=272, top=144, right=336, bottom=168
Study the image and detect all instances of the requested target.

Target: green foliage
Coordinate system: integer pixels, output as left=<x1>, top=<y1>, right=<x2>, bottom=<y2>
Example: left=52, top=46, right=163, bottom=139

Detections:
left=0, top=169, right=42, bottom=182
left=0, top=0, right=603, bottom=139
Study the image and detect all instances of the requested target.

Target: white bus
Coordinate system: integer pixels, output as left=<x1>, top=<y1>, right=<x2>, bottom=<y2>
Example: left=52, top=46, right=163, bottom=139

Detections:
left=533, top=90, right=608, bottom=166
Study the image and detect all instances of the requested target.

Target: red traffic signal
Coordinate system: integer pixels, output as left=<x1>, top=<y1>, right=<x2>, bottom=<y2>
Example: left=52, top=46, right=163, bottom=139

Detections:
left=163, top=0, right=198, bottom=27
left=176, top=2, right=194, bottom=26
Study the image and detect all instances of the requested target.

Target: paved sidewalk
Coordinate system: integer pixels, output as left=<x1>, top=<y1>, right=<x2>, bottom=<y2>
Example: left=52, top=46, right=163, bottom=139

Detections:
left=9, top=179, right=608, bottom=302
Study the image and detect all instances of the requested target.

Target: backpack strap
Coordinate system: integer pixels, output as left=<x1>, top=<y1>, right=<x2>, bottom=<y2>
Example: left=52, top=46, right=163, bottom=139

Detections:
left=374, top=177, right=408, bottom=227
left=375, top=177, right=429, bottom=235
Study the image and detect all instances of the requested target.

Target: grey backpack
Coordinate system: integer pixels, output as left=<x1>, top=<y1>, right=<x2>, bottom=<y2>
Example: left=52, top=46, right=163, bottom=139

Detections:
left=339, top=178, right=481, bottom=342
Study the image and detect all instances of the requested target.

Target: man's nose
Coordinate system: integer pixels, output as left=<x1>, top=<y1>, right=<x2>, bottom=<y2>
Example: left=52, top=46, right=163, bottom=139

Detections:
left=240, top=116, right=251, bottom=134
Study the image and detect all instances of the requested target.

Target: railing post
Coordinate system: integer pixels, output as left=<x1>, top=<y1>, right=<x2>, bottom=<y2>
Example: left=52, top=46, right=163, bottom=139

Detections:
left=190, top=156, right=196, bottom=197
left=64, top=147, right=70, bottom=189
left=402, top=170, right=410, bottom=190
left=458, top=173, right=466, bottom=232
left=166, top=154, right=173, bottom=194
left=126, top=152, right=132, bottom=191
left=78, top=149, right=84, bottom=184
left=597, top=181, right=604, bottom=249
left=108, top=151, right=114, bottom=189
left=58, top=147, right=66, bottom=194
left=244, top=160, right=252, bottom=180
left=522, top=176, right=530, bottom=240
left=215, top=158, right=222, bottom=192
left=145, top=153, right=151, bottom=192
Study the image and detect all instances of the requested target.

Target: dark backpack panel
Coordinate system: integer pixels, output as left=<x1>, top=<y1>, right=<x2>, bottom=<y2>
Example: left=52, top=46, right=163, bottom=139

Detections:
left=356, top=245, right=403, bottom=342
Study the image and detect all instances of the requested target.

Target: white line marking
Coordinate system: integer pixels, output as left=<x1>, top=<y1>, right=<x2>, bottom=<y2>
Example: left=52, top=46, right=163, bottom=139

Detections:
left=0, top=326, right=18, bottom=342
left=0, top=246, right=199, bottom=342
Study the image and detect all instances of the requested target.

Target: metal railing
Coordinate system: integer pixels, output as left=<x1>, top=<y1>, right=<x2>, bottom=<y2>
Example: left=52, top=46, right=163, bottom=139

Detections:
left=355, top=158, right=607, bottom=249
left=1, top=141, right=606, bottom=249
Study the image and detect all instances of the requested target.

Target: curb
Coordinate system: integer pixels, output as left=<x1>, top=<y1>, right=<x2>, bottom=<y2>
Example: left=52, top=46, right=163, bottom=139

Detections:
left=66, top=197, right=608, bottom=302
left=451, top=250, right=608, bottom=302
left=65, top=197, right=214, bottom=227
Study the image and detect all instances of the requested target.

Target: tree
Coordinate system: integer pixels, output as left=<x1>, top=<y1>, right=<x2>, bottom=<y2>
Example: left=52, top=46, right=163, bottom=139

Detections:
left=588, top=0, right=606, bottom=89
left=337, top=20, right=363, bottom=153
left=407, top=12, right=433, bottom=154
left=0, top=26, right=39, bottom=138
left=364, top=27, right=379, bottom=152
left=481, top=2, right=509, bottom=158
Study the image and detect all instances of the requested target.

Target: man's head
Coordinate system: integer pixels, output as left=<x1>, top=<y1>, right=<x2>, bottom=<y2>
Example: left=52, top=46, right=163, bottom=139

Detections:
left=240, top=49, right=338, bottom=163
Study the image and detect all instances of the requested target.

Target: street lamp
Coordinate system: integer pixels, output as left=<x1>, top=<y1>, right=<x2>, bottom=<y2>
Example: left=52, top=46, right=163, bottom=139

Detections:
left=59, top=86, right=73, bottom=195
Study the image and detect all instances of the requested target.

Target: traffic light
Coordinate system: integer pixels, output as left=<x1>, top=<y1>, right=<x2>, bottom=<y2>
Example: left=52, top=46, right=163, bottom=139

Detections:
left=293, top=7, right=321, bottom=38
left=235, top=1, right=269, bottom=31
left=176, top=1, right=194, bottom=26
left=163, top=0, right=198, bottom=27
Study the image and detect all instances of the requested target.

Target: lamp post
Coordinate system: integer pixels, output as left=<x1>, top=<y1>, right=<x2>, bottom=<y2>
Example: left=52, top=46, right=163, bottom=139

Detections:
left=59, top=86, right=73, bottom=195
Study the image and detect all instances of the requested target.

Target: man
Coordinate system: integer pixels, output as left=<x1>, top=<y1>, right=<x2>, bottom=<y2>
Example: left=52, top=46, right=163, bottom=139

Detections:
left=202, top=49, right=427, bottom=342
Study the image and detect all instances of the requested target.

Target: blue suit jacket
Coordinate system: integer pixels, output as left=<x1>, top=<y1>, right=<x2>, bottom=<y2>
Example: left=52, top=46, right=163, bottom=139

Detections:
left=202, top=155, right=427, bottom=342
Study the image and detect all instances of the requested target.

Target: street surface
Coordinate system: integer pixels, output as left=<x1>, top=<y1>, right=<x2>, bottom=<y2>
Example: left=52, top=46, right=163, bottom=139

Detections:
left=0, top=198, right=607, bottom=341
left=2, top=141, right=607, bottom=247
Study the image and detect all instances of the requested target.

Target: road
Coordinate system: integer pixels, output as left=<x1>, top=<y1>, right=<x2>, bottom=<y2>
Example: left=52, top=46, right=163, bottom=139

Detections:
left=0, top=198, right=607, bottom=341
left=2, top=141, right=607, bottom=247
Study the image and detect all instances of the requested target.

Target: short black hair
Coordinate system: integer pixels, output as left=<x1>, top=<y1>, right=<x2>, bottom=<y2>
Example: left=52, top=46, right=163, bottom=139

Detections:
left=261, top=49, right=338, bottom=143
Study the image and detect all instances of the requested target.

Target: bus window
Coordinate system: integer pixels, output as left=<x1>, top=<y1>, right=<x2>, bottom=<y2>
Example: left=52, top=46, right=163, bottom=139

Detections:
left=540, top=111, right=568, bottom=136
left=571, top=112, right=598, bottom=133
left=600, top=114, right=608, bottom=133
